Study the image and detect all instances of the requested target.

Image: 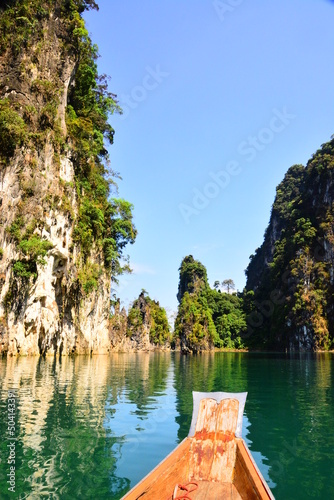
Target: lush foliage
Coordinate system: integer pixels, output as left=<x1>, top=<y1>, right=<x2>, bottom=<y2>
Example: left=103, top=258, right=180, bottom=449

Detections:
left=174, top=291, right=218, bottom=352
left=149, top=302, right=171, bottom=345
left=0, top=0, right=53, bottom=56
left=245, top=137, right=334, bottom=350
left=177, top=255, right=209, bottom=301
left=127, top=291, right=171, bottom=345
left=6, top=216, right=53, bottom=280
left=65, top=3, right=137, bottom=278
left=0, top=100, right=27, bottom=162
left=77, top=261, right=101, bottom=293
left=0, top=0, right=136, bottom=299
left=174, top=256, right=246, bottom=352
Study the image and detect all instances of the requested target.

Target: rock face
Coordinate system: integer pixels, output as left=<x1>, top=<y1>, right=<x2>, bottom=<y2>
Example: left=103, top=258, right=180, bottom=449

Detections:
left=0, top=144, right=111, bottom=356
left=110, top=293, right=171, bottom=352
left=245, top=137, right=334, bottom=350
left=109, top=301, right=128, bottom=349
left=0, top=2, right=133, bottom=356
left=174, top=256, right=217, bottom=353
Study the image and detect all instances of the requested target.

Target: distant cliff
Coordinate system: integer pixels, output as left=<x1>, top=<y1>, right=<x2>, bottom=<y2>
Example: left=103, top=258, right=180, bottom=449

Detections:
left=109, top=291, right=171, bottom=351
left=245, top=136, right=334, bottom=350
left=174, top=256, right=246, bottom=353
left=0, top=1, right=136, bottom=355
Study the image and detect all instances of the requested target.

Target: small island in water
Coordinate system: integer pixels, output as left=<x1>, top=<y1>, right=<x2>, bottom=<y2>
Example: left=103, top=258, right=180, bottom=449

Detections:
left=0, top=1, right=334, bottom=356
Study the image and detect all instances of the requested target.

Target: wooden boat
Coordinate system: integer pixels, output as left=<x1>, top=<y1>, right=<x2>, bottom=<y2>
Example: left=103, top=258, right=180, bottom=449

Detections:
left=123, top=392, right=274, bottom=499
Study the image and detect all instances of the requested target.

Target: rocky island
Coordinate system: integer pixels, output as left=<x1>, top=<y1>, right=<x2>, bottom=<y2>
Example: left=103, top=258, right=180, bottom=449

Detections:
left=1, top=2, right=333, bottom=357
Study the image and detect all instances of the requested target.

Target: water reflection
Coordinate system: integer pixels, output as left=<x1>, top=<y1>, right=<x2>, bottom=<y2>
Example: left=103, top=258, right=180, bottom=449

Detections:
left=232, top=352, right=334, bottom=499
left=173, top=352, right=248, bottom=440
left=104, top=353, right=178, bottom=494
left=0, top=353, right=176, bottom=500
left=0, top=352, right=333, bottom=499
left=172, top=352, right=273, bottom=489
left=0, top=356, right=124, bottom=499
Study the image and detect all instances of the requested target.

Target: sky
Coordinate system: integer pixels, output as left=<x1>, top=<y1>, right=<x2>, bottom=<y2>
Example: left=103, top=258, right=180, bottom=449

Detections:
left=84, top=0, right=334, bottom=320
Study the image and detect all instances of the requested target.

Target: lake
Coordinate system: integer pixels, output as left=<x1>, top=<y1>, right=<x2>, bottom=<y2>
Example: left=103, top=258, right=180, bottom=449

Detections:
left=1, top=352, right=334, bottom=499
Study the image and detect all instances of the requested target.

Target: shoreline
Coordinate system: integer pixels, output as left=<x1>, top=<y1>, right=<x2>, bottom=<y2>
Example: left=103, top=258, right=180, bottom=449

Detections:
left=1, top=347, right=334, bottom=358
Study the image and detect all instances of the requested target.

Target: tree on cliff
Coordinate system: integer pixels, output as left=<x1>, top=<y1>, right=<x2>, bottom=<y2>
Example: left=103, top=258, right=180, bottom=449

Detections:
left=214, top=279, right=235, bottom=294
left=222, top=279, right=235, bottom=294
left=176, top=255, right=209, bottom=302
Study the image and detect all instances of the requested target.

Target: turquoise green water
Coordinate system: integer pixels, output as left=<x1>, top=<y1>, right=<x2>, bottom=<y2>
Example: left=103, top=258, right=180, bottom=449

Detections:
left=0, top=352, right=334, bottom=499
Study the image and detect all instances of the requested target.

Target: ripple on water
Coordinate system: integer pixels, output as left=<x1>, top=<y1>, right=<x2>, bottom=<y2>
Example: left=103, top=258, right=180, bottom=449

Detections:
left=1, top=352, right=334, bottom=499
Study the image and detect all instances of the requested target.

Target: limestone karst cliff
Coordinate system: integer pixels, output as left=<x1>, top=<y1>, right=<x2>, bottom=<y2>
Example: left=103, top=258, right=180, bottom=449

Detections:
left=0, top=1, right=136, bottom=355
left=109, top=291, right=171, bottom=351
left=245, top=136, right=334, bottom=350
left=174, top=256, right=246, bottom=353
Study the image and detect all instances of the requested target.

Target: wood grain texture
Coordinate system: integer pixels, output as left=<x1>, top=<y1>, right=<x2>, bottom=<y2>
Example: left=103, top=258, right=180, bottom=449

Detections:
left=190, top=398, right=239, bottom=483
left=195, top=399, right=218, bottom=434
left=233, top=439, right=274, bottom=500
left=122, top=399, right=274, bottom=500
left=189, top=398, right=217, bottom=481
left=209, top=399, right=239, bottom=483
left=215, top=398, right=239, bottom=434
left=122, top=438, right=192, bottom=500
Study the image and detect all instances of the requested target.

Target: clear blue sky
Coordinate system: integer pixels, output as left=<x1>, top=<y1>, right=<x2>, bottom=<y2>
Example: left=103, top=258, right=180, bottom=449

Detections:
left=84, top=0, right=334, bottom=320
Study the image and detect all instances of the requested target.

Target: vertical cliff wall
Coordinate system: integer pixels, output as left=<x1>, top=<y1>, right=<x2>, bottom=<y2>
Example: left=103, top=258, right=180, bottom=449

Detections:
left=245, top=137, right=334, bottom=350
left=0, top=1, right=136, bottom=355
left=109, top=292, right=171, bottom=351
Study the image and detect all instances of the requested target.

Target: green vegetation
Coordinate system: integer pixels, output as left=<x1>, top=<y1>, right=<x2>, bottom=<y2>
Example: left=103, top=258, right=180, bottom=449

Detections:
left=6, top=216, right=25, bottom=242
left=150, top=300, right=171, bottom=345
left=0, top=0, right=49, bottom=56
left=64, top=0, right=137, bottom=278
left=245, top=136, right=334, bottom=350
left=175, top=290, right=218, bottom=352
left=0, top=99, right=27, bottom=162
left=77, top=261, right=101, bottom=293
left=18, top=235, right=53, bottom=265
left=174, top=256, right=246, bottom=352
left=0, top=0, right=136, bottom=303
left=127, top=305, right=143, bottom=333
left=13, top=234, right=53, bottom=280
left=127, top=291, right=171, bottom=345
left=5, top=213, right=53, bottom=280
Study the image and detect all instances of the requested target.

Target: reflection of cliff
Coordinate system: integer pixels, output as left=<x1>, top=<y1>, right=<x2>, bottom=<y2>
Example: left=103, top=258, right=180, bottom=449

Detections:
left=1, top=357, right=54, bottom=454
left=107, top=352, right=171, bottom=409
left=0, top=356, right=129, bottom=499
left=126, top=353, right=170, bottom=408
left=172, top=352, right=334, bottom=498
left=284, top=354, right=334, bottom=498
left=1, top=352, right=332, bottom=499
left=0, top=353, right=173, bottom=499
left=235, top=353, right=334, bottom=499
left=104, top=353, right=174, bottom=496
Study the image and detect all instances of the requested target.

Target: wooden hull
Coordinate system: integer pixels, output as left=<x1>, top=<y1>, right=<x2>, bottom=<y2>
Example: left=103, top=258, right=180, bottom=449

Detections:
left=122, top=397, right=274, bottom=500
left=122, top=437, right=273, bottom=499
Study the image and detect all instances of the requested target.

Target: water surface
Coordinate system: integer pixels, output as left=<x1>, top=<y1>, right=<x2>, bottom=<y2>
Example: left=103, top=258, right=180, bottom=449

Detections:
left=0, top=352, right=333, bottom=499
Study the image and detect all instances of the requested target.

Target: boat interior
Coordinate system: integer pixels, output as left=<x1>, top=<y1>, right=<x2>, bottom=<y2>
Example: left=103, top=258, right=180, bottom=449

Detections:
left=123, top=398, right=273, bottom=499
